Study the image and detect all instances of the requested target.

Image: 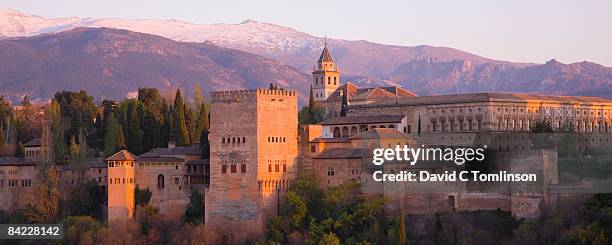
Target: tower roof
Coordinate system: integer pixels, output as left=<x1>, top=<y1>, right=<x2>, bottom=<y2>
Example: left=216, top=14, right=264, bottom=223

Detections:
left=105, top=150, right=137, bottom=161
left=318, top=46, right=334, bottom=63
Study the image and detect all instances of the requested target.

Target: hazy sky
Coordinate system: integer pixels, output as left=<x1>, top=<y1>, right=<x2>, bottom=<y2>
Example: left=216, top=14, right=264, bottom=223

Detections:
left=2, top=0, right=611, bottom=66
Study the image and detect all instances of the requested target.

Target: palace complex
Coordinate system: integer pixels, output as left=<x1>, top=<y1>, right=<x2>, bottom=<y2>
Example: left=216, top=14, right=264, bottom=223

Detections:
left=1, top=45, right=611, bottom=226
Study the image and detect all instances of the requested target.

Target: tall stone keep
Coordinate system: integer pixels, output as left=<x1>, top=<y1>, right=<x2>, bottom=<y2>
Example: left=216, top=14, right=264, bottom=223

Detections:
left=312, top=43, right=340, bottom=101
left=106, top=150, right=136, bottom=221
left=207, top=89, right=298, bottom=226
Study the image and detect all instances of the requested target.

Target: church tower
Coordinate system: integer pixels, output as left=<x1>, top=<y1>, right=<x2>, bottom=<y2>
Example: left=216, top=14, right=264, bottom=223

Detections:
left=312, top=41, right=340, bottom=101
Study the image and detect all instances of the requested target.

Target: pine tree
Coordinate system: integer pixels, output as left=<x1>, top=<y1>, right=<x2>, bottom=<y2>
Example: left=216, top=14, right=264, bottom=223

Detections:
left=172, top=90, right=190, bottom=146
left=127, top=101, right=143, bottom=154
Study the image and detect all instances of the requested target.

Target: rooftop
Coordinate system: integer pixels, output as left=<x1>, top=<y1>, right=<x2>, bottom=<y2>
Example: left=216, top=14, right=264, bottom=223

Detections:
left=24, top=138, right=42, bottom=147
left=318, top=46, right=334, bottom=63
left=351, top=128, right=413, bottom=140
left=139, top=146, right=203, bottom=158
left=0, top=157, right=36, bottom=166
left=137, top=157, right=184, bottom=163
left=324, top=82, right=417, bottom=103
left=59, top=159, right=107, bottom=170
left=313, top=148, right=366, bottom=159
left=319, top=114, right=406, bottom=125
left=351, top=93, right=612, bottom=108
left=105, top=150, right=137, bottom=161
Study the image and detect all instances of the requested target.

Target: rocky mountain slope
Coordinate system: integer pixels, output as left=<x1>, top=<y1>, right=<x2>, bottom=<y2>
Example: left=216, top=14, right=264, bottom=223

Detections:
left=0, top=27, right=310, bottom=102
left=1, top=8, right=611, bottom=99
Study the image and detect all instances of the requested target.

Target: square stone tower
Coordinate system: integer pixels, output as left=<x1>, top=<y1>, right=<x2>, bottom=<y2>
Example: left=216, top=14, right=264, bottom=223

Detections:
left=106, top=150, right=136, bottom=221
left=206, top=89, right=298, bottom=225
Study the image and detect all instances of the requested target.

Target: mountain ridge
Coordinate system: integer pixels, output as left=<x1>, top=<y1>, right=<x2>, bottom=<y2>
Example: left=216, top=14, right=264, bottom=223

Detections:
left=0, top=27, right=310, bottom=103
left=1, top=9, right=611, bottom=100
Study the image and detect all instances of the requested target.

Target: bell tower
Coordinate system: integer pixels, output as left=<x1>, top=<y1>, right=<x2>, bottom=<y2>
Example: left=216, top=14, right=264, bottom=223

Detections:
left=312, top=40, right=340, bottom=101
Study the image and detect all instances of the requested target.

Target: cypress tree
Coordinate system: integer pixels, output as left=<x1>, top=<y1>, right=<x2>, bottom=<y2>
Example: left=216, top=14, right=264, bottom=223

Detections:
left=308, top=85, right=315, bottom=116
left=195, top=102, right=209, bottom=137
left=340, top=91, right=348, bottom=117
left=69, top=134, right=79, bottom=159
left=127, top=101, right=143, bottom=154
left=417, top=115, right=421, bottom=137
left=399, top=214, right=407, bottom=245
left=104, top=113, right=122, bottom=156
left=15, top=140, right=24, bottom=157
left=186, top=106, right=197, bottom=144
left=172, top=90, right=190, bottom=146
left=200, top=130, right=210, bottom=159
left=118, top=127, right=126, bottom=150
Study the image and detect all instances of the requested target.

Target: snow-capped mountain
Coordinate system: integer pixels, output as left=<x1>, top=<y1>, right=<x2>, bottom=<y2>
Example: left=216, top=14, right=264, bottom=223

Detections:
left=1, top=8, right=611, bottom=100
left=0, top=8, right=507, bottom=77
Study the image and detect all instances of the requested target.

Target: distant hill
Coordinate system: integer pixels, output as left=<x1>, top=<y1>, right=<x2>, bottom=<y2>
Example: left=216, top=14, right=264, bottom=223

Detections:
left=388, top=58, right=612, bottom=96
left=0, top=27, right=310, bottom=103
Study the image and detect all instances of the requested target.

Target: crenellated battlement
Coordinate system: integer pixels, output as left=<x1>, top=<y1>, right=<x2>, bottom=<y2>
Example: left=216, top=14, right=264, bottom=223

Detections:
left=211, top=88, right=297, bottom=102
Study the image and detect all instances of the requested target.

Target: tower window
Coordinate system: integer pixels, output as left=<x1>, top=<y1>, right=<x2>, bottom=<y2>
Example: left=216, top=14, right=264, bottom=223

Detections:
left=241, top=164, right=246, bottom=173
left=328, top=77, right=331, bottom=84
left=231, top=164, right=237, bottom=173
left=222, top=165, right=227, bottom=173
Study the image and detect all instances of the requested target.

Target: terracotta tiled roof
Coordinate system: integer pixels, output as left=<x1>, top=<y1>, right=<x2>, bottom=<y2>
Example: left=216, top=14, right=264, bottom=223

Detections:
left=24, top=138, right=42, bottom=147
left=319, top=114, right=406, bottom=125
left=350, top=128, right=412, bottom=140
left=314, top=148, right=366, bottom=159
left=318, top=46, right=334, bottom=63
left=352, top=93, right=612, bottom=108
left=105, top=150, right=137, bottom=161
left=325, top=82, right=416, bottom=103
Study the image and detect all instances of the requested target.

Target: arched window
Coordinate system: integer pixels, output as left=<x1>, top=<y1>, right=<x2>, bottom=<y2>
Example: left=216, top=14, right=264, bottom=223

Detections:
left=334, top=77, right=337, bottom=85
left=157, top=174, right=165, bottom=189
left=242, top=137, right=246, bottom=143
left=328, top=77, right=331, bottom=84
left=350, top=126, right=358, bottom=137
left=333, top=127, right=341, bottom=138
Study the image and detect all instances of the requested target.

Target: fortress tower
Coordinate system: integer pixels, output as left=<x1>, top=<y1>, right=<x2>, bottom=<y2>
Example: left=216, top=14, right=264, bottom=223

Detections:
left=312, top=42, right=340, bottom=101
left=206, top=89, right=298, bottom=225
left=106, top=150, right=136, bottom=220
